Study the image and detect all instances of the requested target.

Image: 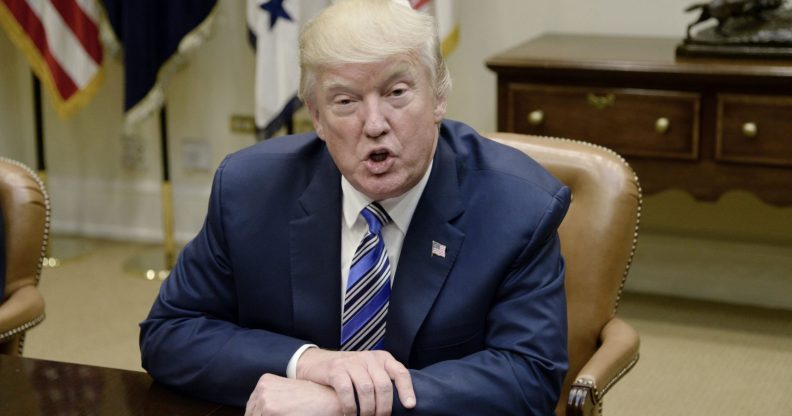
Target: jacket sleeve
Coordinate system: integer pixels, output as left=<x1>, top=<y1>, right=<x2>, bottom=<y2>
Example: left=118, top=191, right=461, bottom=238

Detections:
left=139, top=157, right=306, bottom=407
left=394, top=186, right=570, bottom=416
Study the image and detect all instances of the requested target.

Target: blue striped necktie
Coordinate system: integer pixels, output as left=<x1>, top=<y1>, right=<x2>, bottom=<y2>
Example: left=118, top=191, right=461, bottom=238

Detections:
left=341, top=202, right=392, bottom=351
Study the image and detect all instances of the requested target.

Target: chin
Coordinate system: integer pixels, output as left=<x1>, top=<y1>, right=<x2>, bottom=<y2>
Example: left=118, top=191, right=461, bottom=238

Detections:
left=362, top=189, right=396, bottom=201
left=355, top=171, right=415, bottom=200
left=360, top=183, right=400, bottom=201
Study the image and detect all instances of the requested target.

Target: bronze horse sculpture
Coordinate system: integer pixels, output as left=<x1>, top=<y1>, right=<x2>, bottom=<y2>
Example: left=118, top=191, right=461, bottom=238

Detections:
left=685, top=0, right=786, bottom=37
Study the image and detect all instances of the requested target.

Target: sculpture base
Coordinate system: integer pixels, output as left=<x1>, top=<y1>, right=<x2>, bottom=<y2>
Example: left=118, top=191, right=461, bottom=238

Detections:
left=678, top=8, right=792, bottom=59
left=676, top=41, right=792, bottom=59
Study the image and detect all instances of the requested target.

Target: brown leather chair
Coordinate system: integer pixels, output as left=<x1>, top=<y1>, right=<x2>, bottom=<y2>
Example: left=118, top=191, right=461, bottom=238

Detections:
left=0, top=157, right=49, bottom=355
left=487, top=133, right=641, bottom=416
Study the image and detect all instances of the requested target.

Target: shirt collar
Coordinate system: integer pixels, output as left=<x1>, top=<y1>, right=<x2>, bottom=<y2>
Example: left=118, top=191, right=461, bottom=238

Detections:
left=342, top=159, right=434, bottom=233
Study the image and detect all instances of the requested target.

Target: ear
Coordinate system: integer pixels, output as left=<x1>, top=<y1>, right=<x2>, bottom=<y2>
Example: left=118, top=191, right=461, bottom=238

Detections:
left=433, top=94, right=448, bottom=123
left=306, top=100, right=325, bottom=140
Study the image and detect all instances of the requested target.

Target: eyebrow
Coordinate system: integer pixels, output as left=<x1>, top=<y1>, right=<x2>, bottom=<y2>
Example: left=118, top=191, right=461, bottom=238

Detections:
left=381, top=62, right=417, bottom=85
left=320, top=62, right=418, bottom=95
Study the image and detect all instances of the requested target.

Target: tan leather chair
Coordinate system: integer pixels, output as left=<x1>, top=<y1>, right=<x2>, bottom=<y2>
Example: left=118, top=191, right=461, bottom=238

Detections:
left=0, top=157, right=49, bottom=355
left=487, top=133, right=641, bottom=416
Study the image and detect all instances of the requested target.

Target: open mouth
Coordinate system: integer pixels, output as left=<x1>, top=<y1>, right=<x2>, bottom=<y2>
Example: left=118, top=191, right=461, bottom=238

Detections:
left=364, top=149, right=394, bottom=174
left=369, top=150, right=389, bottom=162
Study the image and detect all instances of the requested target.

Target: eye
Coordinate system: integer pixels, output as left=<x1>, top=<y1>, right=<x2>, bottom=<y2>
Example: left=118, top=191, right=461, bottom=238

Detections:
left=329, top=94, right=357, bottom=115
left=391, top=88, right=406, bottom=97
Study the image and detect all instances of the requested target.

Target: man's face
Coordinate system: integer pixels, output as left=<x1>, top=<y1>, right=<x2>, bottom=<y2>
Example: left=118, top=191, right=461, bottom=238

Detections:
left=307, top=56, right=447, bottom=201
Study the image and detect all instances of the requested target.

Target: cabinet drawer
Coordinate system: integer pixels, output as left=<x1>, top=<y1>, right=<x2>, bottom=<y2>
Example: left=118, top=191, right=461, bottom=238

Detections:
left=506, top=84, right=701, bottom=160
left=716, top=94, right=792, bottom=167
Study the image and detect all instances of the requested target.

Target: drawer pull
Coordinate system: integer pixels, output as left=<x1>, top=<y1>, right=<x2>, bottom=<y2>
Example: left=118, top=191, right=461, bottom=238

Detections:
left=742, top=122, right=758, bottom=138
left=587, top=93, right=615, bottom=109
left=655, top=117, right=670, bottom=134
left=527, top=110, right=544, bottom=126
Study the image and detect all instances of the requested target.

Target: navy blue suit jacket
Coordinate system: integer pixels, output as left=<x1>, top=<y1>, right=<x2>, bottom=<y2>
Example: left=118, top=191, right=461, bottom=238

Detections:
left=140, top=120, right=570, bottom=415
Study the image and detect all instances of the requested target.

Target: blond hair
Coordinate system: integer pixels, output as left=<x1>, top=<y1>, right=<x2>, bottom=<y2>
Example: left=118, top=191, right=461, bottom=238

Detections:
left=298, top=0, right=451, bottom=106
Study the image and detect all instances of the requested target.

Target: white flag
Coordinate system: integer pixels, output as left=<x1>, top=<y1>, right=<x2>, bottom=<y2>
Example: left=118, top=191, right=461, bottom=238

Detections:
left=247, top=0, right=327, bottom=139
left=410, top=0, right=459, bottom=56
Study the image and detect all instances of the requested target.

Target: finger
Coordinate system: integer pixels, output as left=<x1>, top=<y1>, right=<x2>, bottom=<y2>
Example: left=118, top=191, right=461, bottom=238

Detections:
left=330, top=370, right=358, bottom=416
left=244, top=396, right=257, bottom=416
left=385, top=359, right=415, bottom=409
left=245, top=379, right=260, bottom=416
left=369, top=363, right=394, bottom=416
left=348, top=364, right=376, bottom=416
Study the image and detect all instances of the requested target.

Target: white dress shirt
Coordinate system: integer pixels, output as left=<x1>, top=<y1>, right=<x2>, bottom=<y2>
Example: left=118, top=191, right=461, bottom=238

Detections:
left=285, top=161, right=434, bottom=378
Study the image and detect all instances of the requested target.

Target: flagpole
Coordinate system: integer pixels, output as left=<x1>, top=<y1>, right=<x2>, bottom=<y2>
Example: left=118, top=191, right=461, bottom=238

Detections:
left=32, top=74, right=46, bottom=180
left=31, top=73, right=94, bottom=267
left=121, top=106, right=176, bottom=279
left=31, top=73, right=56, bottom=266
left=159, top=106, right=176, bottom=270
left=286, top=110, right=294, bottom=135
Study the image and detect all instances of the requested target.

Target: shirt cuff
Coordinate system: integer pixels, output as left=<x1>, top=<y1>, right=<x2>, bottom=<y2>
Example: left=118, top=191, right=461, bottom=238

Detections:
left=286, top=344, right=318, bottom=379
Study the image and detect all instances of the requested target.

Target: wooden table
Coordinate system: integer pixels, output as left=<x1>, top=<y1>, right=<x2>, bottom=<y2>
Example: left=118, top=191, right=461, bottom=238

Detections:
left=0, top=354, right=242, bottom=415
left=486, top=33, right=792, bottom=206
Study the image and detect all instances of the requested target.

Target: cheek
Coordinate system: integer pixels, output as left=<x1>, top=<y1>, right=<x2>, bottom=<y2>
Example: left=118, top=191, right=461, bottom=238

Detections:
left=322, top=126, right=360, bottom=166
left=402, top=134, right=434, bottom=166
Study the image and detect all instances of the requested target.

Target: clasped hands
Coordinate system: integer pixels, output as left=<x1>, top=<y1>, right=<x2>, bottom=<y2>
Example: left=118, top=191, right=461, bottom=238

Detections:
left=245, top=349, right=416, bottom=416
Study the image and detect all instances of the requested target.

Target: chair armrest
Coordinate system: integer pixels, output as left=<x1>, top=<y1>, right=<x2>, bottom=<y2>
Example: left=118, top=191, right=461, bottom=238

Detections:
left=566, top=317, right=639, bottom=416
left=0, top=285, right=46, bottom=343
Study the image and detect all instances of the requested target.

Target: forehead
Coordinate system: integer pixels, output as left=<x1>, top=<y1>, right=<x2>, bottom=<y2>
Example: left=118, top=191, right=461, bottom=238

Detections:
left=317, top=57, right=427, bottom=91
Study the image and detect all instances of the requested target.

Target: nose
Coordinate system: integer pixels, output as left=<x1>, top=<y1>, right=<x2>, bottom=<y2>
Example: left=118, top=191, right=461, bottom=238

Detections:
left=362, top=98, right=389, bottom=139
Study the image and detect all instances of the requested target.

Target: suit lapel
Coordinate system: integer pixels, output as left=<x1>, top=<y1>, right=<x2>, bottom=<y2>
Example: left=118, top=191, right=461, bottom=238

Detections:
left=290, top=150, right=343, bottom=350
left=385, top=137, right=465, bottom=364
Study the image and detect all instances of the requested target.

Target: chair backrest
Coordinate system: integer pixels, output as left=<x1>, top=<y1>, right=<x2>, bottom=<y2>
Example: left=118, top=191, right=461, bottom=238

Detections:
left=0, top=157, right=49, bottom=355
left=486, top=133, right=641, bottom=415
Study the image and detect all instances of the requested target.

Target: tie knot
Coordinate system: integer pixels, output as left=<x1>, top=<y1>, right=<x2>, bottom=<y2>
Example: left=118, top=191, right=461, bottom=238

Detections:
left=361, top=202, right=391, bottom=233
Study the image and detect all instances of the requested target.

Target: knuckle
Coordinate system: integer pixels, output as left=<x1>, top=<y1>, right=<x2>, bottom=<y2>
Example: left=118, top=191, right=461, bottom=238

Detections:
left=376, top=381, right=393, bottom=393
left=358, top=382, right=374, bottom=394
left=329, top=366, right=347, bottom=380
left=260, top=403, right=277, bottom=414
left=329, top=358, right=344, bottom=370
left=331, top=357, right=355, bottom=372
left=375, top=350, right=393, bottom=360
left=336, top=383, right=354, bottom=396
left=343, top=403, right=358, bottom=415
left=256, top=373, right=273, bottom=388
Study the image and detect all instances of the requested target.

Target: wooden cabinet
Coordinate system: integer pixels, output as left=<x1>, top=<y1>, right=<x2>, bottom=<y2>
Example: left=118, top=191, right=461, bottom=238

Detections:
left=487, top=34, right=792, bottom=206
left=716, top=94, right=792, bottom=167
left=507, top=84, right=701, bottom=160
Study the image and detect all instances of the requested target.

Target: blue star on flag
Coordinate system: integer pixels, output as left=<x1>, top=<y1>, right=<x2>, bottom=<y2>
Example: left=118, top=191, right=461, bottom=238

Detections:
left=260, top=0, right=293, bottom=29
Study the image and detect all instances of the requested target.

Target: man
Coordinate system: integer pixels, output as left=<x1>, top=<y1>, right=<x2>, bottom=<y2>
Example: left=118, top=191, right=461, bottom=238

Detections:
left=140, top=0, right=570, bottom=414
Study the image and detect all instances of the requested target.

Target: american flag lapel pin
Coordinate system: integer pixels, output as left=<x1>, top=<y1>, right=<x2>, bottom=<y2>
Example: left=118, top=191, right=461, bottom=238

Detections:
left=431, top=240, right=446, bottom=258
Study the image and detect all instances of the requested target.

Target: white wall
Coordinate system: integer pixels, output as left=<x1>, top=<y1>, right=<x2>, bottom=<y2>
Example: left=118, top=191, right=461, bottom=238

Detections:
left=0, top=31, right=35, bottom=166
left=1, top=0, right=786, bottom=244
